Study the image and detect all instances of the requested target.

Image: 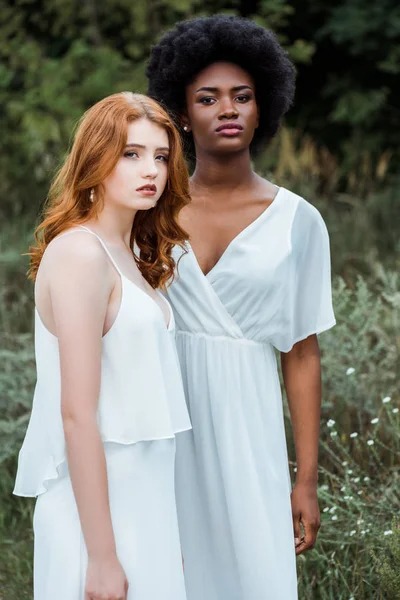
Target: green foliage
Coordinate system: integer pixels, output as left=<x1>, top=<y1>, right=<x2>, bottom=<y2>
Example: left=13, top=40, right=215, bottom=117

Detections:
left=291, top=0, right=400, bottom=165
left=289, top=267, right=400, bottom=599
left=1, top=0, right=399, bottom=218
left=374, top=519, right=400, bottom=599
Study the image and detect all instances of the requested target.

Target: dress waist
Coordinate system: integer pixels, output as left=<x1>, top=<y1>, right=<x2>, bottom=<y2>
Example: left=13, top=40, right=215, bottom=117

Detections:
left=176, top=329, right=271, bottom=348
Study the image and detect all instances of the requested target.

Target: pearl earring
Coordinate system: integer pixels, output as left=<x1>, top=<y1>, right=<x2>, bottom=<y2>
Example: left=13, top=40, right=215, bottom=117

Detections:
left=89, top=189, right=94, bottom=202
left=183, top=125, right=188, bottom=132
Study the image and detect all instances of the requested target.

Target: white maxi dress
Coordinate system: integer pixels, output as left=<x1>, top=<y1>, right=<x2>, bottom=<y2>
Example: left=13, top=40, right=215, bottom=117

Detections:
left=13, top=227, right=191, bottom=600
left=167, top=188, right=336, bottom=600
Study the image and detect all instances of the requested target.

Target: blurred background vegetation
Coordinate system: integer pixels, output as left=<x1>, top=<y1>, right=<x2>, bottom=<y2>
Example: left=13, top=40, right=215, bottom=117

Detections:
left=0, top=0, right=399, bottom=598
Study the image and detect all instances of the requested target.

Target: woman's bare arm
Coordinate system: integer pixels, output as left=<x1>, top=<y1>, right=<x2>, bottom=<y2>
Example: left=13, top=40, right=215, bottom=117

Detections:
left=281, top=334, right=321, bottom=555
left=45, top=234, right=128, bottom=598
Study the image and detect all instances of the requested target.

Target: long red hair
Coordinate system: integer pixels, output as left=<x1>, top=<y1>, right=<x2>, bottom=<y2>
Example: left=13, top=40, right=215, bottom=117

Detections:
left=28, top=92, right=190, bottom=289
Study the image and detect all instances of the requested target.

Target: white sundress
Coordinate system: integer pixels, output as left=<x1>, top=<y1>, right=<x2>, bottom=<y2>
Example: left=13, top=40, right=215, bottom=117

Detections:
left=13, top=226, right=191, bottom=600
left=167, top=187, right=336, bottom=600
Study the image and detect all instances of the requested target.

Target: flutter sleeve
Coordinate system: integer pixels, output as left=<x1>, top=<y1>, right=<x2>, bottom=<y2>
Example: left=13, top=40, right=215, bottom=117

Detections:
left=273, top=198, right=336, bottom=352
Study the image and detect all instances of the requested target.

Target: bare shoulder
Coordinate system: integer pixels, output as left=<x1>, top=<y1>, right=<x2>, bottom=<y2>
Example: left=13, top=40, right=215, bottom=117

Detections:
left=38, top=229, right=114, bottom=290
left=43, top=229, right=109, bottom=269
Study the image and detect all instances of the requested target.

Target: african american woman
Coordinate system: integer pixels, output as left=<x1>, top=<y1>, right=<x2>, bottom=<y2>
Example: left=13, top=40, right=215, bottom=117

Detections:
left=147, top=15, right=336, bottom=600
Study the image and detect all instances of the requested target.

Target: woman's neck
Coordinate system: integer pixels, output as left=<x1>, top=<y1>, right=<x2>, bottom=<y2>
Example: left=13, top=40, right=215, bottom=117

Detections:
left=191, top=147, right=256, bottom=194
left=86, top=204, right=135, bottom=247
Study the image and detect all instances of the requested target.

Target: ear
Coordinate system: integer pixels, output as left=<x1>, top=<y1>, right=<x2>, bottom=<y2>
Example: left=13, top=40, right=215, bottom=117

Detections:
left=180, top=113, right=192, bottom=133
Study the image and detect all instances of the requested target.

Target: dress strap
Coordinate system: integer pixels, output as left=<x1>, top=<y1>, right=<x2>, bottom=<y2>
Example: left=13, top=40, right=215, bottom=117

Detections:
left=77, top=226, right=123, bottom=277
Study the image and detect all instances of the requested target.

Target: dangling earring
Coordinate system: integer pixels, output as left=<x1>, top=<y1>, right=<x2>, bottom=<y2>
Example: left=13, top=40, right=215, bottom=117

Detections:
left=89, top=188, right=94, bottom=202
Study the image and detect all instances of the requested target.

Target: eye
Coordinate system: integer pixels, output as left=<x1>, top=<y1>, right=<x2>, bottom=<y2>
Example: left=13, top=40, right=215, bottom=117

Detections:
left=236, top=95, right=251, bottom=103
left=199, top=97, right=216, bottom=105
left=156, top=154, right=169, bottom=163
left=124, top=150, right=139, bottom=158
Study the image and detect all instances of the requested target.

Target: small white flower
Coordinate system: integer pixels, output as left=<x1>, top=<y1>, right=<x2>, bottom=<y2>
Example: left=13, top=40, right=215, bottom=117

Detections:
left=382, top=396, right=391, bottom=403
left=293, top=467, right=297, bottom=472
left=340, top=486, right=346, bottom=492
left=327, top=419, right=336, bottom=428
left=349, top=597, right=355, bottom=600
left=371, top=418, right=379, bottom=424
left=393, top=408, right=399, bottom=414
left=361, top=530, right=366, bottom=535
left=366, top=529, right=370, bottom=533
left=367, top=440, right=374, bottom=446
left=329, top=506, right=337, bottom=513
left=323, top=507, right=329, bottom=513
left=346, top=367, right=356, bottom=375
left=384, top=530, right=393, bottom=536
left=358, top=490, right=363, bottom=495
left=321, top=484, right=329, bottom=491
left=353, top=477, right=360, bottom=483
left=363, top=476, right=370, bottom=482
left=350, top=530, right=356, bottom=536
left=350, top=432, right=358, bottom=438
left=347, top=469, right=353, bottom=475
left=357, top=519, right=364, bottom=525
left=342, top=460, right=348, bottom=466
left=331, top=515, right=338, bottom=521
left=331, top=431, right=338, bottom=437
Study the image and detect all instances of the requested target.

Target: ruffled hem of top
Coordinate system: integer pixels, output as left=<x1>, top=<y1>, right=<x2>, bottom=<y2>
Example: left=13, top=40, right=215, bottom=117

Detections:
left=13, top=426, right=192, bottom=498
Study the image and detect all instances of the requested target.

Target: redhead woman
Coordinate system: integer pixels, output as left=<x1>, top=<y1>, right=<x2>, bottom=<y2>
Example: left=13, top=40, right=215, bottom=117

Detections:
left=13, top=92, right=191, bottom=600
left=147, top=15, right=336, bottom=600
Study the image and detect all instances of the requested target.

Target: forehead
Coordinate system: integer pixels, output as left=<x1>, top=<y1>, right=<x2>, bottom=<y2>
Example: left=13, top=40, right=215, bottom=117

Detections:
left=126, top=118, right=169, bottom=147
left=189, top=61, right=255, bottom=90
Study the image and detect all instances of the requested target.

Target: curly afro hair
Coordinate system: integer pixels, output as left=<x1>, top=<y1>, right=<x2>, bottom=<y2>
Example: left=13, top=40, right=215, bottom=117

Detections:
left=146, top=15, right=296, bottom=154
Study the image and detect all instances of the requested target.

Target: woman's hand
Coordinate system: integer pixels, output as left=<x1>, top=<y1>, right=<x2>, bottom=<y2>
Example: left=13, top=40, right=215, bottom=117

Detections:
left=85, top=554, right=129, bottom=600
left=291, top=482, right=320, bottom=555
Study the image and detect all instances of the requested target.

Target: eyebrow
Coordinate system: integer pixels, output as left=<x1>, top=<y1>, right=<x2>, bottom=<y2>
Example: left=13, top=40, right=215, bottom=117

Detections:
left=125, top=143, right=169, bottom=152
left=195, top=85, right=253, bottom=93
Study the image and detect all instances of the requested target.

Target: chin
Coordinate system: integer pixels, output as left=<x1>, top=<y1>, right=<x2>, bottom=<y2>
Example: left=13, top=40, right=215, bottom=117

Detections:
left=211, top=140, right=249, bottom=154
left=132, top=197, right=158, bottom=211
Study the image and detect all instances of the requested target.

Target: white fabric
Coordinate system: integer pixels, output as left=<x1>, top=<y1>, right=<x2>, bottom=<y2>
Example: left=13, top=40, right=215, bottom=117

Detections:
left=166, top=187, right=336, bottom=600
left=13, top=227, right=190, bottom=598
left=14, top=227, right=191, bottom=498
left=33, top=440, right=187, bottom=600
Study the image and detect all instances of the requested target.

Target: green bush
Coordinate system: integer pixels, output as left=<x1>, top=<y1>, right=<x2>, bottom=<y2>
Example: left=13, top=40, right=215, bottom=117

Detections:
left=288, top=271, right=400, bottom=599
left=373, top=518, right=400, bottom=599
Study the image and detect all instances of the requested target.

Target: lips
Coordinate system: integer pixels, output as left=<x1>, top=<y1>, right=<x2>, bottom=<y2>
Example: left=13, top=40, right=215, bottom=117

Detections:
left=136, top=184, right=157, bottom=192
left=215, top=123, right=243, bottom=133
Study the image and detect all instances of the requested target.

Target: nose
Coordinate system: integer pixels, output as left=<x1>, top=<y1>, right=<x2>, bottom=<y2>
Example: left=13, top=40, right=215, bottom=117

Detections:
left=141, top=156, right=158, bottom=179
left=218, top=96, right=238, bottom=120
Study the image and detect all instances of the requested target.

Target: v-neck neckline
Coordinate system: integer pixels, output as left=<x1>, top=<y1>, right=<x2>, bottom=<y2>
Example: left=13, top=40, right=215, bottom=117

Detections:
left=122, top=275, right=173, bottom=332
left=187, top=186, right=284, bottom=279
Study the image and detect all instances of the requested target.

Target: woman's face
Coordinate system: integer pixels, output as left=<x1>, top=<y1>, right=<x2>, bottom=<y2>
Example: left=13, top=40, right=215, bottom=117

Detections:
left=102, top=118, right=169, bottom=212
left=184, top=61, right=259, bottom=156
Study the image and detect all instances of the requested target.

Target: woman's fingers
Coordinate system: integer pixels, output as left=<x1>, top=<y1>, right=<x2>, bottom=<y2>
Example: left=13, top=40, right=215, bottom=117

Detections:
left=292, top=509, right=302, bottom=547
left=296, top=516, right=320, bottom=555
